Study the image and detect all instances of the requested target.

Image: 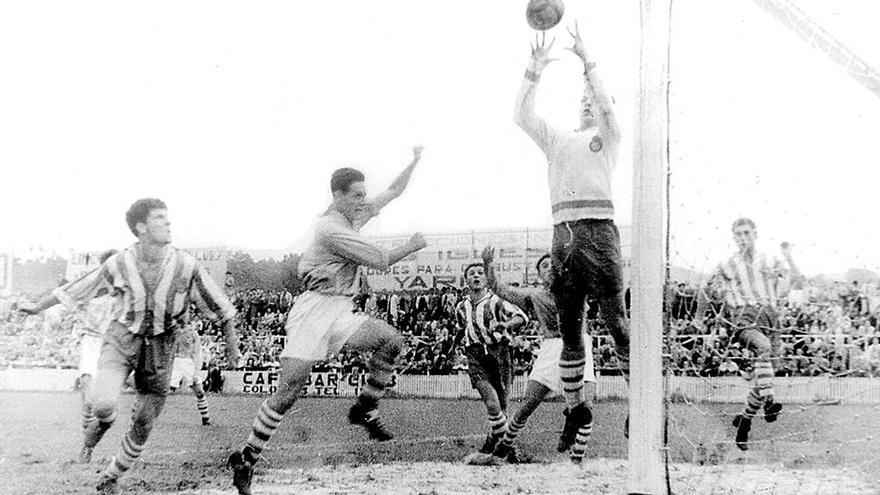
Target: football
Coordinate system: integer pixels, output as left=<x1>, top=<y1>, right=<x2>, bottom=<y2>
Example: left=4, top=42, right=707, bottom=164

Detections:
left=526, top=0, right=565, bottom=31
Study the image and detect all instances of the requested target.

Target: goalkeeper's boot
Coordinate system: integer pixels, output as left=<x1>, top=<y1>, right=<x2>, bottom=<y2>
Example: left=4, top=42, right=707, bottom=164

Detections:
left=557, top=402, right=591, bottom=453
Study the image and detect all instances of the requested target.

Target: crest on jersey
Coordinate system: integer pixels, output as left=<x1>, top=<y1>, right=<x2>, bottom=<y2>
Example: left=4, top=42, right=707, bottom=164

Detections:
left=589, top=135, right=603, bottom=152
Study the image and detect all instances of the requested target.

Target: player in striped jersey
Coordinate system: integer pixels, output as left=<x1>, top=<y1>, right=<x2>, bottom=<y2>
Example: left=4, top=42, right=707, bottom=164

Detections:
left=169, top=321, right=211, bottom=425
left=454, top=262, right=528, bottom=457
left=72, top=249, right=118, bottom=433
left=19, top=198, right=239, bottom=495
left=228, top=147, right=427, bottom=495
left=514, top=25, right=630, bottom=444
left=707, top=217, right=800, bottom=450
left=480, top=247, right=596, bottom=464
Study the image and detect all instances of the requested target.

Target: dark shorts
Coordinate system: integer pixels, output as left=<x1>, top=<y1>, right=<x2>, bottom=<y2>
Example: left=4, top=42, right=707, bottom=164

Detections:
left=465, top=343, right=513, bottom=392
left=100, top=323, right=177, bottom=396
left=550, top=219, right=624, bottom=300
left=723, top=305, right=778, bottom=355
left=723, top=305, right=779, bottom=335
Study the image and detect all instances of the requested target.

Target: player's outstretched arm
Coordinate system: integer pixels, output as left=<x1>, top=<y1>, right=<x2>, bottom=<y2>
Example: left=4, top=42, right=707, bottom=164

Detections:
left=324, top=214, right=428, bottom=271
left=567, top=22, right=620, bottom=142
left=514, top=33, right=558, bottom=149
left=481, top=245, right=530, bottom=308
left=387, top=233, right=427, bottom=266
left=16, top=294, right=60, bottom=316
left=354, top=146, right=423, bottom=230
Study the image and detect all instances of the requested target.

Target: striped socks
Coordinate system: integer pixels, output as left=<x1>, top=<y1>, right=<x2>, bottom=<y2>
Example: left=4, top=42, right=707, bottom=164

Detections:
left=359, top=376, right=388, bottom=405
left=488, top=411, right=508, bottom=439
left=753, top=360, right=775, bottom=400
left=103, top=432, right=144, bottom=480
left=499, top=417, right=526, bottom=449
left=81, top=403, right=95, bottom=431
left=243, top=400, right=285, bottom=465
left=742, top=387, right=763, bottom=418
left=84, top=409, right=116, bottom=448
left=196, top=395, right=210, bottom=424
left=570, top=416, right=594, bottom=463
left=560, top=355, right=586, bottom=408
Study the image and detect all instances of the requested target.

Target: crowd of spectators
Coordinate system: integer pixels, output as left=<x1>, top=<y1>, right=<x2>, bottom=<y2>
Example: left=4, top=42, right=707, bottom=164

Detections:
left=2, top=279, right=879, bottom=380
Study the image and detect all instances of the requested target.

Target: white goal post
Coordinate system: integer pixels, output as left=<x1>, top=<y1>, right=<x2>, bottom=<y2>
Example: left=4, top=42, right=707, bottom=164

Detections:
left=628, top=0, right=671, bottom=493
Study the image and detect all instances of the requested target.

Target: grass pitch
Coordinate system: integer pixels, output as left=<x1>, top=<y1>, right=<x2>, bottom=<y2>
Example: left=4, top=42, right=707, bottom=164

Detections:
left=1, top=391, right=879, bottom=494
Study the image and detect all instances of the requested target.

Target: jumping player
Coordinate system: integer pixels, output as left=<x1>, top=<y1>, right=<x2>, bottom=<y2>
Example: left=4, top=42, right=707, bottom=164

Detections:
left=514, top=24, right=629, bottom=447
left=71, top=249, right=118, bottom=434
left=18, top=198, right=240, bottom=495
left=481, top=246, right=596, bottom=464
left=229, top=146, right=427, bottom=495
left=706, top=218, right=799, bottom=450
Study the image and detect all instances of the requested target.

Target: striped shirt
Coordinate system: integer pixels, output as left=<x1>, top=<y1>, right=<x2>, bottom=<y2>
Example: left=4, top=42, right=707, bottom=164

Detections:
left=515, top=70, right=619, bottom=224
left=455, top=290, right=528, bottom=346
left=299, top=209, right=395, bottom=297
left=713, top=251, right=787, bottom=308
left=53, top=244, right=235, bottom=337
left=494, top=285, right=560, bottom=339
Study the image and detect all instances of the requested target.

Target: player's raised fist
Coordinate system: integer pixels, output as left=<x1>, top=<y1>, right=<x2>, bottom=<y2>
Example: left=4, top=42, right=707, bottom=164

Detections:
left=412, top=145, right=424, bottom=160
left=481, top=246, right=495, bottom=264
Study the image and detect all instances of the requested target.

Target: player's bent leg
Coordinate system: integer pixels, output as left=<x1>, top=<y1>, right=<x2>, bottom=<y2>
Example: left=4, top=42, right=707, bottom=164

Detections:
left=472, top=378, right=507, bottom=454
left=345, top=318, right=403, bottom=441
left=553, top=290, right=590, bottom=454
left=732, top=327, right=777, bottom=450
left=99, top=392, right=167, bottom=490
left=494, top=380, right=551, bottom=462
left=230, top=357, right=313, bottom=495
left=79, top=374, right=95, bottom=431
left=191, top=382, right=211, bottom=425
left=743, top=327, right=782, bottom=422
left=570, top=382, right=596, bottom=464
left=596, top=293, right=630, bottom=378
left=83, top=363, right=130, bottom=464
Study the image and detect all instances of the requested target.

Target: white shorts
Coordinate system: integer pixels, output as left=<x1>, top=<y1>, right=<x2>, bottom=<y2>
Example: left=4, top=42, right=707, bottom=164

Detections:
left=170, top=357, right=197, bottom=388
left=78, top=334, right=104, bottom=377
left=279, top=291, right=369, bottom=361
left=528, top=336, right=596, bottom=396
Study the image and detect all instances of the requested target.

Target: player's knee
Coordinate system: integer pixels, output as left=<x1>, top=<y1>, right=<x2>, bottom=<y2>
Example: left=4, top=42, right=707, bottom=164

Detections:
left=130, top=414, right=157, bottom=442
left=92, top=401, right=117, bottom=422
left=753, top=343, right=772, bottom=358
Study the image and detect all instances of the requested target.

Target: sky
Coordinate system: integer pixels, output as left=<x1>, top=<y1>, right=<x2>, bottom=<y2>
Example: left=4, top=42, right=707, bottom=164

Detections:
left=1, top=0, right=878, bottom=277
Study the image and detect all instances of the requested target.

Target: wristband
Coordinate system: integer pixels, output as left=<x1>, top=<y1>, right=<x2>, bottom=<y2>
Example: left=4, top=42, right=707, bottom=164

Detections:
left=524, top=69, right=541, bottom=82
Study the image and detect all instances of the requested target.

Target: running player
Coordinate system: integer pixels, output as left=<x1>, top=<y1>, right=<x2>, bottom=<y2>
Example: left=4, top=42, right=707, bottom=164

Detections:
left=71, top=249, right=118, bottom=434
left=707, top=218, right=799, bottom=450
left=18, top=198, right=240, bottom=495
left=169, top=321, right=211, bottom=425
left=453, top=260, right=528, bottom=458
left=481, top=247, right=596, bottom=464
left=228, top=146, right=427, bottom=495
left=514, top=23, right=629, bottom=446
